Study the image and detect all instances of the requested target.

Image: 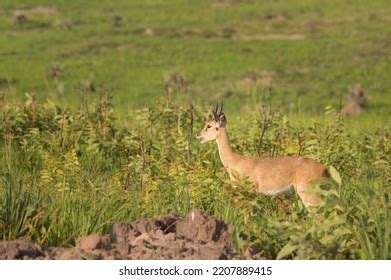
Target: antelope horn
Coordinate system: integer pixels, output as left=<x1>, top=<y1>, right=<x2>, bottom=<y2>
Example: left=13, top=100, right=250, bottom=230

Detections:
left=220, top=101, right=224, bottom=116
left=212, top=101, right=225, bottom=121
left=213, top=102, right=220, bottom=121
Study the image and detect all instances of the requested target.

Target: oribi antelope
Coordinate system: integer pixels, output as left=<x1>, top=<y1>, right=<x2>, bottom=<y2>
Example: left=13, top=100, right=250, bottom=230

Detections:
left=197, top=103, right=330, bottom=207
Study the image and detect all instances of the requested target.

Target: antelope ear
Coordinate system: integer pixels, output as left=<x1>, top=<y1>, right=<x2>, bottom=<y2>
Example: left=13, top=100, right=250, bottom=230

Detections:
left=218, top=113, right=227, bottom=127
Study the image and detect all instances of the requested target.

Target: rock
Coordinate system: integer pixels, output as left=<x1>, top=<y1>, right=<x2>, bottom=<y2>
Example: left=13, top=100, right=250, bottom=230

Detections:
left=76, top=234, right=109, bottom=251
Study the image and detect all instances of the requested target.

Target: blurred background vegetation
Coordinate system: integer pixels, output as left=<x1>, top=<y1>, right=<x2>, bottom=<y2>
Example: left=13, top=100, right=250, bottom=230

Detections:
left=0, top=0, right=390, bottom=259
left=0, top=0, right=390, bottom=127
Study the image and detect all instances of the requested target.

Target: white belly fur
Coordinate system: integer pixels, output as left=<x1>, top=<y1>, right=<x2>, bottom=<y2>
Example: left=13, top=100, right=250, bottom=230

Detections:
left=261, top=185, right=293, bottom=196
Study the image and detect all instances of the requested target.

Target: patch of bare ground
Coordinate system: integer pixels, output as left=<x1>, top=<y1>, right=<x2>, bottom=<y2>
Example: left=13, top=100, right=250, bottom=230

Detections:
left=55, top=41, right=138, bottom=58
left=139, top=25, right=306, bottom=41
left=142, top=27, right=224, bottom=39
left=12, top=6, right=56, bottom=25
left=237, top=33, right=305, bottom=41
left=0, top=209, right=263, bottom=260
left=13, top=6, right=57, bottom=17
left=209, top=0, right=253, bottom=9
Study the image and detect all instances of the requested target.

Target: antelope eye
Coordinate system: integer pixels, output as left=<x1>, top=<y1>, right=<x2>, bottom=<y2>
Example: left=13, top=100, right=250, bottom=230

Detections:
left=206, top=125, right=211, bottom=129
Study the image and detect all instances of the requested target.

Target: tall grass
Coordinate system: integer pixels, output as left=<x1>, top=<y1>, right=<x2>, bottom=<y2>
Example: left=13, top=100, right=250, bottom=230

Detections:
left=0, top=93, right=389, bottom=258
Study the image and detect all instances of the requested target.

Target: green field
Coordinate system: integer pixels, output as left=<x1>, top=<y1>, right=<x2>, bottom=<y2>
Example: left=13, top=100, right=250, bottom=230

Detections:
left=1, top=0, right=390, bottom=122
left=0, top=0, right=390, bottom=259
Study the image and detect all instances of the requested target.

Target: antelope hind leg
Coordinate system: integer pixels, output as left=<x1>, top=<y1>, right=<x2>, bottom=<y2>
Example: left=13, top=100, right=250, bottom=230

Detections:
left=296, top=184, right=319, bottom=209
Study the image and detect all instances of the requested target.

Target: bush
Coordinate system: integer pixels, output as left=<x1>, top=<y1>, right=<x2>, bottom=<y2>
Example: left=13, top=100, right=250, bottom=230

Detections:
left=0, top=93, right=389, bottom=258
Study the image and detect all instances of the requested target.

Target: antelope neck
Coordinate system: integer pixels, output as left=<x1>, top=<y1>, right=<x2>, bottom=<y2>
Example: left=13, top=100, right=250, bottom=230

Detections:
left=215, top=128, right=236, bottom=169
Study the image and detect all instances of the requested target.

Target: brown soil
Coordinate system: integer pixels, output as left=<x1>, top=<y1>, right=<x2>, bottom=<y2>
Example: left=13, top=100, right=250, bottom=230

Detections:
left=0, top=209, right=263, bottom=260
left=237, top=34, right=305, bottom=41
left=13, top=7, right=57, bottom=17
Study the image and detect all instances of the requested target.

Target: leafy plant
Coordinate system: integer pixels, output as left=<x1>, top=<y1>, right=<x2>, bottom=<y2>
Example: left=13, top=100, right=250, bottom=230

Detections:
left=0, top=94, right=389, bottom=259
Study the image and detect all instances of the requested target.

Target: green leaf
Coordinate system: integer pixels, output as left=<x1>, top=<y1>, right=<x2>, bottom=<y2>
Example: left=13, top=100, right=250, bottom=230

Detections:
left=333, top=227, right=352, bottom=238
left=328, top=165, right=342, bottom=186
left=319, top=235, right=335, bottom=245
left=277, top=243, right=298, bottom=260
left=232, top=227, right=247, bottom=254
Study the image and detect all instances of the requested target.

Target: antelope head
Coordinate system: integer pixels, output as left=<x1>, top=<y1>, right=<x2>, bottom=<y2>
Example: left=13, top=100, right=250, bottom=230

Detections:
left=197, top=102, right=227, bottom=144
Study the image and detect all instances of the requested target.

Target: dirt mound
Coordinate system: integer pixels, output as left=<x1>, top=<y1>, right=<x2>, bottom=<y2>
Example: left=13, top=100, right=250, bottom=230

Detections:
left=0, top=209, right=263, bottom=260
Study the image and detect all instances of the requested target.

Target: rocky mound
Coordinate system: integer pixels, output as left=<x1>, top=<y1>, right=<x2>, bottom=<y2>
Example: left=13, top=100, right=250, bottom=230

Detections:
left=0, top=209, right=263, bottom=260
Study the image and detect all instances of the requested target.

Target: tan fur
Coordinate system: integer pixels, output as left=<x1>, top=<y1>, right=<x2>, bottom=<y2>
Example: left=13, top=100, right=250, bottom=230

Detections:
left=198, top=119, right=329, bottom=208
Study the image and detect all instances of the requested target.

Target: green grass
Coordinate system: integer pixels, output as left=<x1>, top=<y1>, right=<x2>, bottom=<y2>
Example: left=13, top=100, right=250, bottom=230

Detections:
left=0, top=0, right=390, bottom=125
left=0, top=0, right=390, bottom=259
left=0, top=94, right=389, bottom=259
